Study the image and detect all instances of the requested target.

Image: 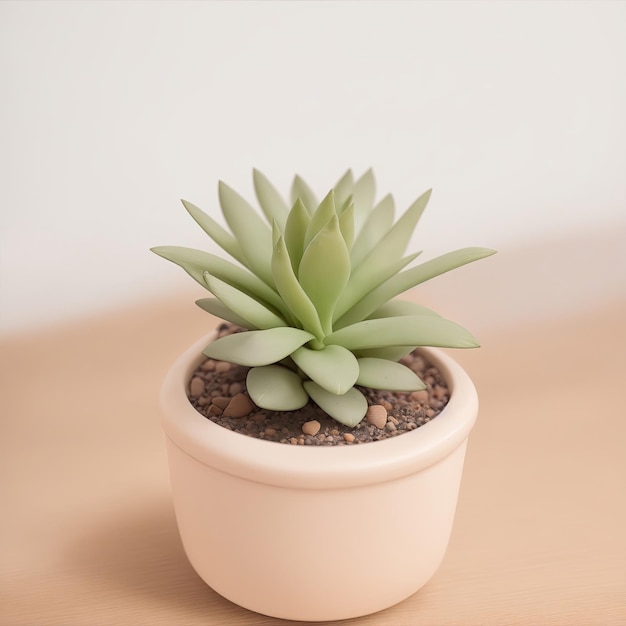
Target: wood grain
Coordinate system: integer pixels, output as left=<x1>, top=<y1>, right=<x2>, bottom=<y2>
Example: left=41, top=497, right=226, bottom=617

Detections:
left=2, top=293, right=625, bottom=625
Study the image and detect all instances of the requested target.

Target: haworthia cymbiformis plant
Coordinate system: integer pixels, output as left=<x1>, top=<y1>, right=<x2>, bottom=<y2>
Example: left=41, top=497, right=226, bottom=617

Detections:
left=152, top=170, right=496, bottom=426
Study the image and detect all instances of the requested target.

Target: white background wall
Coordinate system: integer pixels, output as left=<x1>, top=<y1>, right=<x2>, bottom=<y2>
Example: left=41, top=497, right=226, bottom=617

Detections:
left=1, top=1, right=625, bottom=333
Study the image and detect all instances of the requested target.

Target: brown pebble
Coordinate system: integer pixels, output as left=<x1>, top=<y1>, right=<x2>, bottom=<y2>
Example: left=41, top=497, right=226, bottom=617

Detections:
left=410, top=390, right=429, bottom=404
left=290, top=437, right=298, bottom=445
left=264, top=427, right=276, bottom=437
left=366, top=405, right=387, bottom=429
left=200, top=359, right=215, bottom=371
left=229, top=382, right=243, bottom=395
left=197, top=396, right=210, bottom=407
left=212, top=396, right=231, bottom=410
left=381, top=400, right=393, bottom=412
left=344, top=433, right=355, bottom=443
left=189, top=377, right=205, bottom=397
left=215, top=361, right=232, bottom=373
left=223, top=393, right=254, bottom=418
left=302, top=420, right=321, bottom=436
left=208, top=404, right=223, bottom=416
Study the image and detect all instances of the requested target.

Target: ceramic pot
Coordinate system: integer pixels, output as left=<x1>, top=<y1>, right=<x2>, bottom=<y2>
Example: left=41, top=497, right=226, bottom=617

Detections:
left=160, top=331, right=478, bottom=622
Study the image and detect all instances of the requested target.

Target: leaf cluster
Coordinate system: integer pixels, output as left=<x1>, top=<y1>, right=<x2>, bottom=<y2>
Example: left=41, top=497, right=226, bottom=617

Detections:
left=152, top=169, right=495, bottom=426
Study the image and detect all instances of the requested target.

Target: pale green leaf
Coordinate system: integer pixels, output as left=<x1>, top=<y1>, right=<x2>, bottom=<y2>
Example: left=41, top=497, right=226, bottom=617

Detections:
left=299, top=215, right=351, bottom=334
left=284, top=198, right=310, bottom=273
left=336, top=247, right=497, bottom=327
left=353, top=346, right=417, bottom=360
left=326, top=315, right=480, bottom=350
left=150, top=246, right=287, bottom=315
left=303, top=382, right=368, bottom=427
left=218, top=181, right=274, bottom=285
left=181, top=199, right=246, bottom=265
left=352, top=188, right=430, bottom=275
left=247, top=365, right=309, bottom=410
left=334, top=252, right=421, bottom=322
left=304, top=190, right=336, bottom=249
left=350, top=193, right=395, bottom=267
left=338, top=202, right=355, bottom=250
left=203, top=327, right=315, bottom=366
left=292, top=345, right=359, bottom=395
left=336, top=194, right=353, bottom=216
left=368, top=300, right=441, bottom=319
left=333, top=169, right=354, bottom=208
left=195, top=297, right=256, bottom=330
left=204, top=273, right=287, bottom=330
left=352, top=168, right=376, bottom=234
left=271, top=236, right=325, bottom=340
left=271, top=220, right=281, bottom=247
left=252, top=169, right=289, bottom=229
left=357, top=358, right=426, bottom=391
left=291, top=175, right=318, bottom=215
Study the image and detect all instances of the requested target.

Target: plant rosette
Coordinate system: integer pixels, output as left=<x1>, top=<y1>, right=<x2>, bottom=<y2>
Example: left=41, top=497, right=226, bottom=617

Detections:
left=154, top=170, right=494, bottom=621
left=161, top=330, right=478, bottom=622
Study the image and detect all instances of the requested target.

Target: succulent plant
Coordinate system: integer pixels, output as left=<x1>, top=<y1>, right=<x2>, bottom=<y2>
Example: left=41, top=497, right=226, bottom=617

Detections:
left=152, top=169, right=495, bottom=426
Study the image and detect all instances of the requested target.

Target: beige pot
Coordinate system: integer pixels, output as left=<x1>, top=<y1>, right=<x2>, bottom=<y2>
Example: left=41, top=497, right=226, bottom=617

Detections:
left=160, top=331, right=478, bottom=622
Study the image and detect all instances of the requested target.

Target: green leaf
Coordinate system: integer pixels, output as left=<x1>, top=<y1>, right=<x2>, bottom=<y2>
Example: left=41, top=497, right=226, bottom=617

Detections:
left=181, top=199, right=246, bottom=265
left=218, top=181, right=274, bottom=285
left=350, top=193, right=395, bottom=267
left=368, top=300, right=441, bottom=319
left=271, top=236, right=325, bottom=340
left=150, top=246, right=287, bottom=315
left=284, top=198, right=310, bottom=273
left=195, top=297, right=256, bottom=330
left=304, top=190, right=336, bottom=249
left=203, top=327, right=315, bottom=366
left=291, top=345, right=359, bottom=395
left=326, top=315, right=480, bottom=350
left=338, top=202, right=355, bottom=250
left=303, top=382, right=368, bottom=427
left=352, top=168, right=376, bottom=234
left=356, top=358, right=426, bottom=391
left=333, top=169, right=354, bottom=208
left=299, top=215, right=351, bottom=334
left=336, top=191, right=431, bottom=321
left=204, top=273, right=287, bottom=330
left=353, top=346, right=417, bottom=360
left=247, top=365, right=309, bottom=410
left=352, top=188, right=430, bottom=274
left=334, top=252, right=421, bottom=322
left=336, top=247, right=497, bottom=327
left=252, top=169, right=289, bottom=229
left=291, top=174, right=318, bottom=215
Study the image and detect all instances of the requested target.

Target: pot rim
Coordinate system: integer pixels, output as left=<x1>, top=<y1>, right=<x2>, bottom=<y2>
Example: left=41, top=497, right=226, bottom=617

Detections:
left=160, top=330, right=478, bottom=489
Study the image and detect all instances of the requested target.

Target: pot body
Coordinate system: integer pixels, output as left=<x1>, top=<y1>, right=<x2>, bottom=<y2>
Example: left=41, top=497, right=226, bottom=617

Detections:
left=161, top=333, right=478, bottom=622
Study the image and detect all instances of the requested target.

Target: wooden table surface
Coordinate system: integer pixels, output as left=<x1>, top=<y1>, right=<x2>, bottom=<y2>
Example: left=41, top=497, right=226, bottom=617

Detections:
left=2, top=294, right=625, bottom=625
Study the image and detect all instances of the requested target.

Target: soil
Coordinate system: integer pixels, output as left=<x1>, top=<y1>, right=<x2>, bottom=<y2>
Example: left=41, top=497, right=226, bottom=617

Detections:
left=187, top=323, right=450, bottom=446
